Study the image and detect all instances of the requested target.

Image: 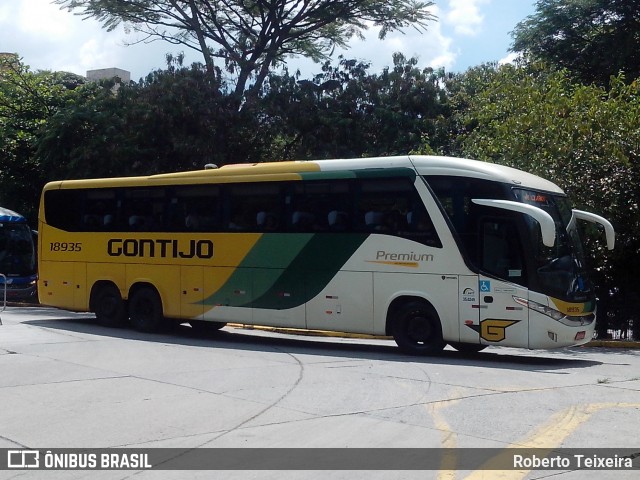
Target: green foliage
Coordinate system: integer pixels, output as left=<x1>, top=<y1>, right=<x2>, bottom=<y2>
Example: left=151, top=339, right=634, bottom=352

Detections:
left=34, top=53, right=451, bottom=182
left=511, top=0, right=640, bottom=86
left=55, top=0, right=436, bottom=98
left=454, top=64, right=640, bottom=230
left=262, top=54, right=450, bottom=159
left=36, top=60, right=280, bottom=178
left=440, top=62, right=640, bottom=330
left=0, top=57, right=80, bottom=223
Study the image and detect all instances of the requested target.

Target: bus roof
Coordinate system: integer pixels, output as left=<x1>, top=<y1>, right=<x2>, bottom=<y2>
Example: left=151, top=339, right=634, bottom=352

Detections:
left=313, top=156, right=564, bottom=194
left=0, top=207, right=27, bottom=223
left=44, top=155, right=564, bottom=194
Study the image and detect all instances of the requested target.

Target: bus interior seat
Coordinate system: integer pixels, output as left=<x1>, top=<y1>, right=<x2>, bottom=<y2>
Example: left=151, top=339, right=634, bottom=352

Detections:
left=327, top=210, right=349, bottom=231
left=364, top=211, right=384, bottom=230
left=82, top=214, right=102, bottom=230
left=256, top=211, right=278, bottom=231
left=292, top=211, right=315, bottom=230
left=129, top=215, right=154, bottom=231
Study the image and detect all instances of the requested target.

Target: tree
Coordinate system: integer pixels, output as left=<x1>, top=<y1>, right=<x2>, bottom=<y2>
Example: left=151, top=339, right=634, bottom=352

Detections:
left=55, top=0, right=436, bottom=99
left=0, top=56, right=80, bottom=222
left=511, top=0, right=640, bottom=86
left=436, top=62, right=640, bottom=337
left=36, top=58, right=281, bottom=179
left=261, top=54, right=450, bottom=159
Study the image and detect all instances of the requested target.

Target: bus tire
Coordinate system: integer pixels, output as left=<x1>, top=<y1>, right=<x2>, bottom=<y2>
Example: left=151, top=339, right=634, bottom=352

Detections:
left=129, top=287, right=164, bottom=333
left=189, top=320, right=227, bottom=334
left=92, top=284, right=127, bottom=327
left=449, top=342, right=487, bottom=353
left=392, top=301, right=445, bottom=355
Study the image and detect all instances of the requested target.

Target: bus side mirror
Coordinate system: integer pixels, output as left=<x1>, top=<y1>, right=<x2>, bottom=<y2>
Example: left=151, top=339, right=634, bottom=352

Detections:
left=572, top=210, right=615, bottom=250
left=472, top=199, right=557, bottom=248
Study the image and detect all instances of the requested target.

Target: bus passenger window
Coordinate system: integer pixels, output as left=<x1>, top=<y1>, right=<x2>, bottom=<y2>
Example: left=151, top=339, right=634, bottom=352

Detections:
left=185, top=207, right=217, bottom=231
left=480, top=219, right=525, bottom=284
left=256, top=211, right=279, bottom=231
left=291, top=211, right=316, bottom=231
left=228, top=183, right=282, bottom=232
left=327, top=211, right=349, bottom=231
left=172, top=185, right=220, bottom=232
left=122, top=188, right=166, bottom=232
left=355, top=178, right=441, bottom=247
left=289, top=180, right=350, bottom=233
left=83, top=190, right=117, bottom=232
left=405, top=208, right=442, bottom=248
left=364, top=211, right=385, bottom=230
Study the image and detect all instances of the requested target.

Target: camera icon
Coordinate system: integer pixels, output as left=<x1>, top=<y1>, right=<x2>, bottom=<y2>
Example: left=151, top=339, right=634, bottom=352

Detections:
left=7, top=450, right=40, bottom=469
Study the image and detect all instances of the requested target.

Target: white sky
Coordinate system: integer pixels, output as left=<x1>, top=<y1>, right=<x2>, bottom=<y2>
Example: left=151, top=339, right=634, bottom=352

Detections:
left=0, top=0, right=536, bottom=81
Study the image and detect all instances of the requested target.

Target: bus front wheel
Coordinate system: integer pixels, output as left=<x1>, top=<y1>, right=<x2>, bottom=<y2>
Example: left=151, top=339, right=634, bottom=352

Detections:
left=190, top=320, right=227, bottom=334
left=92, top=284, right=127, bottom=327
left=449, top=342, right=487, bottom=354
left=129, top=287, right=164, bottom=333
left=392, top=301, right=445, bottom=355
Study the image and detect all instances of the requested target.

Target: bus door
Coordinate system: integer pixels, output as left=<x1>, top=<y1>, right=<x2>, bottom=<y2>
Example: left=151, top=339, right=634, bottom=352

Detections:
left=475, top=218, right=530, bottom=348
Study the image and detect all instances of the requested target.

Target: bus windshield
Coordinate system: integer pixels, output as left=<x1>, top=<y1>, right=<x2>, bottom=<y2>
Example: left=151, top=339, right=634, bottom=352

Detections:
left=0, top=222, right=36, bottom=277
left=513, top=189, right=591, bottom=302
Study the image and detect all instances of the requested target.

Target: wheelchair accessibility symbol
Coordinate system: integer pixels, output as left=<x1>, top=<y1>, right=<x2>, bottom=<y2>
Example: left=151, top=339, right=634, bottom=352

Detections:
left=480, top=280, right=491, bottom=293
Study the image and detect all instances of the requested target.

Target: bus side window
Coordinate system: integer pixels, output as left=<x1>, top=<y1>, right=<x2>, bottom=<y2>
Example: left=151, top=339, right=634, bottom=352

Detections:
left=291, top=210, right=315, bottom=231
left=169, top=185, right=220, bottom=232
left=357, top=179, right=407, bottom=232
left=289, top=180, right=351, bottom=233
left=166, top=198, right=186, bottom=231
left=327, top=210, right=349, bottom=231
left=44, top=190, right=78, bottom=231
left=185, top=202, right=217, bottom=231
left=405, top=207, right=442, bottom=248
left=82, top=190, right=118, bottom=232
left=355, top=177, right=441, bottom=247
left=228, top=183, right=283, bottom=232
left=256, top=211, right=279, bottom=231
left=480, top=218, right=526, bottom=284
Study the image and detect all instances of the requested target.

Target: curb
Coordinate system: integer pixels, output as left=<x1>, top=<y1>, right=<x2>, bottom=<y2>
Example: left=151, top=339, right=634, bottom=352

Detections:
left=229, top=324, right=640, bottom=349
left=581, top=340, right=640, bottom=349
left=229, top=324, right=640, bottom=348
left=228, top=323, right=390, bottom=340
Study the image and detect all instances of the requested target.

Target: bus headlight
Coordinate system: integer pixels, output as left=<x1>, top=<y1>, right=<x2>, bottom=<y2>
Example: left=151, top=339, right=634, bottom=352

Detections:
left=513, top=296, right=564, bottom=321
left=512, top=296, right=595, bottom=326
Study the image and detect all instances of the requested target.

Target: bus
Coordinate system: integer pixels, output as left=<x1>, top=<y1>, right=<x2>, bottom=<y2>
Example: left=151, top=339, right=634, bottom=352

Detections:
left=37, top=156, right=615, bottom=354
left=0, top=207, right=38, bottom=300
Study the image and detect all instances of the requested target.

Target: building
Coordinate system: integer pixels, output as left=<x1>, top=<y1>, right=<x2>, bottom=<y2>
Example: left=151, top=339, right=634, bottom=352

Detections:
left=86, top=67, right=131, bottom=83
left=86, top=67, right=131, bottom=92
left=0, top=52, right=19, bottom=72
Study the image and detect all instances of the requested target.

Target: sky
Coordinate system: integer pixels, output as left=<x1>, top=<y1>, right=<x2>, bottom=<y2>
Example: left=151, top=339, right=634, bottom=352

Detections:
left=0, top=0, right=537, bottom=82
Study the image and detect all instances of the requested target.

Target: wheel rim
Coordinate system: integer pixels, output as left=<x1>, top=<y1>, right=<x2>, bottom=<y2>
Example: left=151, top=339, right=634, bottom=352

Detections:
left=94, top=286, right=125, bottom=326
left=407, top=315, right=433, bottom=344
left=129, top=288, right=163, bottom=332
left=133, top=298, right=153, bottom=325
left=99, top=295, right=118, bottom=318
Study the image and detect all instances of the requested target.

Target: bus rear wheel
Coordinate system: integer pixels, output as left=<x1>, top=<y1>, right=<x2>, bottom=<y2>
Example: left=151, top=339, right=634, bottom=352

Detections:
left=92, top=284, right=127, bottom=327
left=392, top=301, right=445, bottom=355
left=129, top=287, right=164, bottom=333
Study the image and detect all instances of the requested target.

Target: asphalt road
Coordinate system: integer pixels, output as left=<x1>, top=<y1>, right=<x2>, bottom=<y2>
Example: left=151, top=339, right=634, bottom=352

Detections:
left=1, top=306, right=639, bottom=479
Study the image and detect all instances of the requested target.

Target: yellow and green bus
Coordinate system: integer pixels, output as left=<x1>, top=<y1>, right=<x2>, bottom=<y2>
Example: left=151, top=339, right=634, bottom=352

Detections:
left=37, top=156, right=615, bottom=354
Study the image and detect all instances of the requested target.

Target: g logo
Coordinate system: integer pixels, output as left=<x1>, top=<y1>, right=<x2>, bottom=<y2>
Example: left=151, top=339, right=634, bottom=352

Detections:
left=480, top=319, right=518, bottom=342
